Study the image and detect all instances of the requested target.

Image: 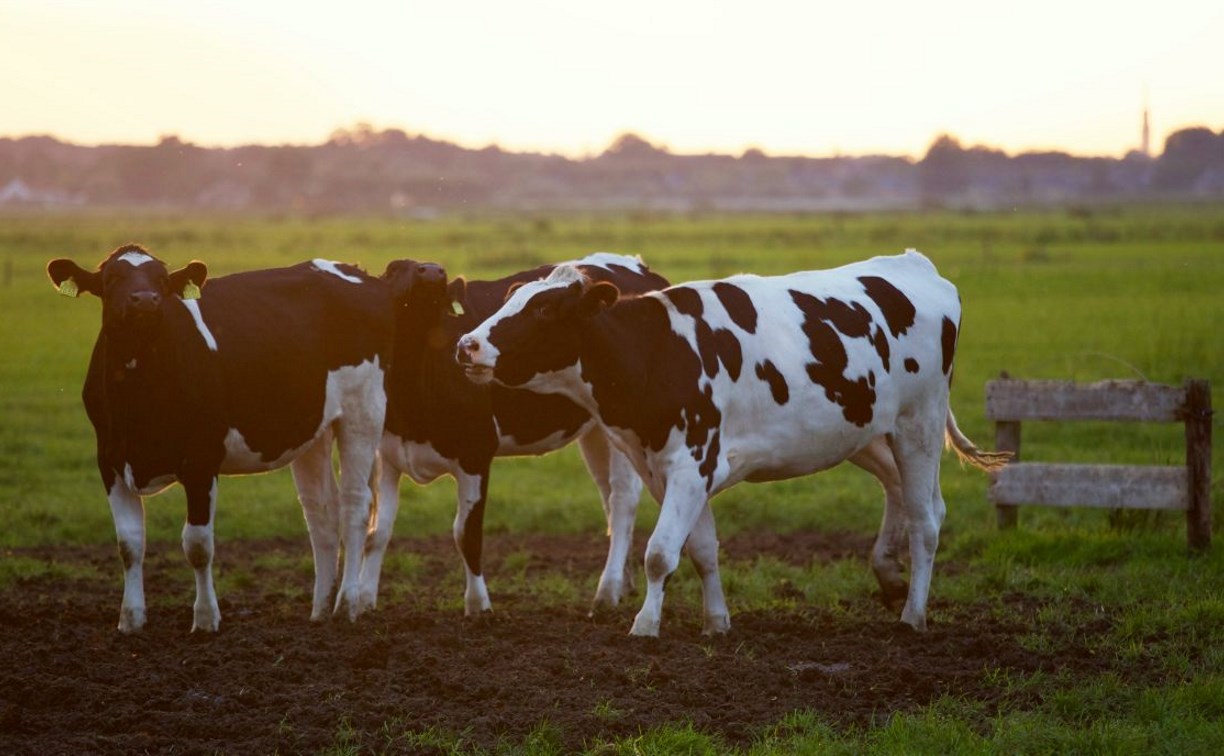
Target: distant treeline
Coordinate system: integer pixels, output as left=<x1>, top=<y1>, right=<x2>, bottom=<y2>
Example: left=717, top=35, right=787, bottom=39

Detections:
left=2, top=124, right=1223, bottom=213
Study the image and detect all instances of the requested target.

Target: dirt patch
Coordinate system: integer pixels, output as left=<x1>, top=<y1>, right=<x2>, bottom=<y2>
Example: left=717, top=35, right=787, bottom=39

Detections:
left=1, top=533, right=1112, bottom=753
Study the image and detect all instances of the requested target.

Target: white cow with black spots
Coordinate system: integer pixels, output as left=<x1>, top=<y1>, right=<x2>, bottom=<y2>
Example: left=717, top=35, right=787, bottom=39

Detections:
left=456, top=249, right=1009, bottom=636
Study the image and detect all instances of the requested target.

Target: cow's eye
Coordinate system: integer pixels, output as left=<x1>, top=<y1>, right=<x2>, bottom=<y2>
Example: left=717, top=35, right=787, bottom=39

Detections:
left=532, top=302, right=554, bottom=320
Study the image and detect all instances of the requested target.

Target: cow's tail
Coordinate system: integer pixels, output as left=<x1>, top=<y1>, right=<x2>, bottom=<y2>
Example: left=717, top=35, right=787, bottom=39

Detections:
left=366, top=450, right=382, bottom=536
left=945, top=408, right=1012, bottom=472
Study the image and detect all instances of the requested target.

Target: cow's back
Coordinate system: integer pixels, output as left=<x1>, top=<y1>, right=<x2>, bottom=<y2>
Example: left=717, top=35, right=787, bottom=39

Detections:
left=655, top=250, right=959, bottom=489
left=197, top=262, right=394, bottom=470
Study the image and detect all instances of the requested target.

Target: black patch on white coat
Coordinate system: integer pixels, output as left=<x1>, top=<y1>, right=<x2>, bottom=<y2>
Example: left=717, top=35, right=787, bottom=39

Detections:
left=755, top=360, right=790, bottom=405
left=788, top=290, right=876, bottom=427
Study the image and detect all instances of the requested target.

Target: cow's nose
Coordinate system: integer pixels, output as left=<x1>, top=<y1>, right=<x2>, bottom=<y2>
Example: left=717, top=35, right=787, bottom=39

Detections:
left=129, top=291, right=161, bottom=311
left=455, top=335, right=478, bottom=364
left=419, top=264, right=445, bottom=284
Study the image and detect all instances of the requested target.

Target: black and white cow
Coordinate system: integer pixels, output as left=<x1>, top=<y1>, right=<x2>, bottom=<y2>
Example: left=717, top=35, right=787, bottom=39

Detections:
left=360, top=253, right=669, bottom=615
left=456, top=250, right=1009, bottom=636
left=48, top=245, right=393, bottom=632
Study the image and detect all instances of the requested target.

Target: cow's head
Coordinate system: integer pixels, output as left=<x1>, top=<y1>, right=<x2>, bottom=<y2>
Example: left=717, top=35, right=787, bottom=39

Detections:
left=456, top=264, right=618, bottom=388
left=381, top=258, right=459, bottom=315
left=47, top=244, right=207, bottom=344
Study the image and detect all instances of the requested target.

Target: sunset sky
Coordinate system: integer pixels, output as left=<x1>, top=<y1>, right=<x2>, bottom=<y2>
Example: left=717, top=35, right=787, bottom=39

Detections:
left=4, top=0, right=1223, bottom=159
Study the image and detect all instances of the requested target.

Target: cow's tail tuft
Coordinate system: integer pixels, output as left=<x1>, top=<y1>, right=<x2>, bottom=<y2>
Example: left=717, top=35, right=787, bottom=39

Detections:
left=945, top=408, right=1012, bottom=472
left=366, top=450, right=382, bottom=535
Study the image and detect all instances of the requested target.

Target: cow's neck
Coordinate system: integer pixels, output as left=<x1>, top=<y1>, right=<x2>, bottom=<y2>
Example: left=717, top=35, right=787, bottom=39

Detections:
left=387, top=307, right=477, bottom=437
left=391, top=308, right=453, bottom=384
left=576, top=295, right=699, bottom=453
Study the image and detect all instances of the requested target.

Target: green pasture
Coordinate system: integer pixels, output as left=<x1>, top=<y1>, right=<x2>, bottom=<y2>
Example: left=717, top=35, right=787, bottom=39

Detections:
left=1, top=206, right=1222, bottom=753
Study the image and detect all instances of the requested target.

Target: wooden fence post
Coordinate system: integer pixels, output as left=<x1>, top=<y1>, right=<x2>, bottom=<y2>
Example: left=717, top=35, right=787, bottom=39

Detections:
left=995, top=419, right=1021, bottom=529
left=1185, top=379, right=1213, bottom=552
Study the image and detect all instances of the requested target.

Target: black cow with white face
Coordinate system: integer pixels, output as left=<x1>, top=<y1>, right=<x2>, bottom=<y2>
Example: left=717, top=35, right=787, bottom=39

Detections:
left=48, top=245, right=393, bottom=633
left=360, top=253, right=669, bottom=616
left=457, top=250, right=1009, bottom=636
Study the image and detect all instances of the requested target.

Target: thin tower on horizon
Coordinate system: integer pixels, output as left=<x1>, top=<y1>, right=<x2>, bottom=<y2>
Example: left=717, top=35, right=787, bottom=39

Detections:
left=1141, top=89, right=1152, bottom=157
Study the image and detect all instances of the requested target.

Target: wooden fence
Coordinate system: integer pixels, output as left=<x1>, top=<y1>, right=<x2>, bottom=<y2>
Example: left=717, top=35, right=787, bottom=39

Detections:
left=985, top=375, right=1213, bottom=551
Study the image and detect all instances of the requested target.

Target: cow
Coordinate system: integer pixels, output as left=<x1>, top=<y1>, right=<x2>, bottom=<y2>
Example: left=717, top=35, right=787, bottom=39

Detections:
left=359, top=253, right=670, bottom=616
left=47, top=245, right=393, bottom=633
left=456, top=249, right=1010, bottom=636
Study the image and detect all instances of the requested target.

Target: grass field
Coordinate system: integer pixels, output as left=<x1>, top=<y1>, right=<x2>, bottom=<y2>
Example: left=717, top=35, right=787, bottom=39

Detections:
left=1, top=206, right=1222, bottom=752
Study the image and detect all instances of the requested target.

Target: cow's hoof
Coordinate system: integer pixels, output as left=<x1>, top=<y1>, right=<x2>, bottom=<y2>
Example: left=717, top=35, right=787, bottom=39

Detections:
left=592, top=583, right=624, bottom=610
left=463, top=598, right=493, bottom=617
left=117, top=607, right=146, bottom=634
left=333, top=593, right=362, bottom=623
left=629, top=615, right=660, bottom=637
left=356, top=590, right=378, bottom=614
left=702, top=613, right=731, bottom=636
left=191, top=616, right=220, bottom=634
left=877, top=581, right=909, bottom=612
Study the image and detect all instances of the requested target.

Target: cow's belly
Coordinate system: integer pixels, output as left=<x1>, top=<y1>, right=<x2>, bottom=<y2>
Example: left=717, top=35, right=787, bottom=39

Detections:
left=715, top=398, right=889, bottom=492
left=220, top=426, right=321, bottom=474
left=381, top=435, right=459, bottom=485
left=495, top=422, right=591, bottom=457
left=219, top=359, right=384, bottom=475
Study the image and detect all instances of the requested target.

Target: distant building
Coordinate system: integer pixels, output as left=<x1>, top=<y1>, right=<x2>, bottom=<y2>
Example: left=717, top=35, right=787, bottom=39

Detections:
left=0, top=177, right=82, bottom=206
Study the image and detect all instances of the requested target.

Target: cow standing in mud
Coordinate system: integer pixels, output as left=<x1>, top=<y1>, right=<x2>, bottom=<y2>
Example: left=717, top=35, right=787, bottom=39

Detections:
left=360, top=253, right=669, bottom=616
left=457, top=249, right=1009, bottom=636
left=48, top=245, right=393, bottom=632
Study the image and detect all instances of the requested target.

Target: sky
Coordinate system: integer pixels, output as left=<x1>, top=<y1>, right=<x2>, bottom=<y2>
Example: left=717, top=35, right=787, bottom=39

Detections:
left=3, top=0, right=1223, bottom=159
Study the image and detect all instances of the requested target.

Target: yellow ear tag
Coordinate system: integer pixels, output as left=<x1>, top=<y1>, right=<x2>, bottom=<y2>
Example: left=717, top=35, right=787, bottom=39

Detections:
left=57, top=279, right=79, bottom=297
left=182, top=281, right=202, bottom=300
left=451, top=300, right=465, bottom=316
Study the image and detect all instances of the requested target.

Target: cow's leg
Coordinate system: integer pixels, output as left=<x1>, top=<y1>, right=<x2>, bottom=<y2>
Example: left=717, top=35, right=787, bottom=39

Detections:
left=849, top=436, right=909, bottom=610
left=631, top=474, right=707, bottom=637
left=454, top=471, right=492, bottom=615
left=332, top=392, right=385, bottom=621
left=888, top=405, right=947, bottom=631
left=686, top=502, right=730, bottom=635
left=181, top=478, right=221, bottom=633
left=579, top=431, right=642, bottom=610
left=290, top=432, right=341, bottom=621
left=358, top=444, right=401, bottom=612
left=107, top=479, right=147, bottom=633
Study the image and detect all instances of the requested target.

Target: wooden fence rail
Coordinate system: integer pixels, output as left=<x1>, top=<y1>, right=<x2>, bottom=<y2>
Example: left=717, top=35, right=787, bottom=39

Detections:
left=985, top=376, right=1212, bottom=551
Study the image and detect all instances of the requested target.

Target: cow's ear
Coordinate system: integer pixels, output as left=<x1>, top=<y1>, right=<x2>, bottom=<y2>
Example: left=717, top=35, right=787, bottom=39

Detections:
left=170, top=261, right=208, bottom=300
left=447, top=276, right=467, bottom=316
left=504, top=281, right=525, bottom=302
left=47, top=259, right=101, bottom=298
left=579, top=281, right=620, bottom=315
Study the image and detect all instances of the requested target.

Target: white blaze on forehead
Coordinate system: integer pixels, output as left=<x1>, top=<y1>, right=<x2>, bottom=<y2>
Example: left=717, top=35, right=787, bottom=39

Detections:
left=545, top=263, right=588, bottom=284
left=182, top=299, right=218, bottom=351
left=569, top=252, right=645, bottom=273
left=311, top=259, right=363, bottom=284
left=117, top=250, right=157, bottom=267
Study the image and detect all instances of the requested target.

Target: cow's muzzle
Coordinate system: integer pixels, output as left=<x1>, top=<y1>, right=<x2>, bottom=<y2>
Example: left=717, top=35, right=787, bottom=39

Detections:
left=455, top=335, right=494, bottom=384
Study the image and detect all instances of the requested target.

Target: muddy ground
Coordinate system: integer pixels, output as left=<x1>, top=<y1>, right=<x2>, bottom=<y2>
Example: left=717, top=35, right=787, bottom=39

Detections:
left=0, top=532, right=1116, bottom=754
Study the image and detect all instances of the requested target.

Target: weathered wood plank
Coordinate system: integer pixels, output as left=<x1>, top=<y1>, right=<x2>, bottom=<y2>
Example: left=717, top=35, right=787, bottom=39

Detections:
left=986, top=379, right=1187, bottom=423
left=1184, top=379, right=1213, bottom=551
left=989, top=463, right=1189, bottom=510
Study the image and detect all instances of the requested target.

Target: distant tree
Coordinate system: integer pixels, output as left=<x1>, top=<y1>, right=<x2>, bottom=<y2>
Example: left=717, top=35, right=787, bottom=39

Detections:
left=602, top=132, right=668, bottom=159
left=918, top=134, right=969, bottom=200
left=1151, top=127, right=1224, bottom=190
left=110, top=135, right=206, bottom=203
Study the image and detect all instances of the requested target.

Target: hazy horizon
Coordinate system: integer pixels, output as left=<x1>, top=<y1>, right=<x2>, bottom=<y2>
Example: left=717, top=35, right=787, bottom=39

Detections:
left=5, top=0, right=1223, bottom=160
